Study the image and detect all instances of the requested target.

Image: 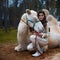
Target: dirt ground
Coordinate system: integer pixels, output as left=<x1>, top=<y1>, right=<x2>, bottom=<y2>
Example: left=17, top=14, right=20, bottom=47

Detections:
left=0, top=43, right=60, bottom=60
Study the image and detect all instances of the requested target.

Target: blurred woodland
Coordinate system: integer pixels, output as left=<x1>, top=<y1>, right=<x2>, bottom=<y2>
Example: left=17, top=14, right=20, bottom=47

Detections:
left=0, top=0, right=60, bottom=31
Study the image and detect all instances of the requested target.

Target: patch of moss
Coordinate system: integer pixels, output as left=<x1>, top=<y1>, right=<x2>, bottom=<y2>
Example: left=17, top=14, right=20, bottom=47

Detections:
left=0, top=29, right=17, bottom=44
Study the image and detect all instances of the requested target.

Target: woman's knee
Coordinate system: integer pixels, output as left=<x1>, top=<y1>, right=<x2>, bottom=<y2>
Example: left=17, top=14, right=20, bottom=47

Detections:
left=30, top=35, right=36, bottom=42
left=27, top=43, right=34, bottom=51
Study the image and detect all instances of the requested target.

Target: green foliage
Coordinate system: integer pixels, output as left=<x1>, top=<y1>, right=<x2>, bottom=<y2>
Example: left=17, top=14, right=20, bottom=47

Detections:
left=0, top=29, right=17, bottom=44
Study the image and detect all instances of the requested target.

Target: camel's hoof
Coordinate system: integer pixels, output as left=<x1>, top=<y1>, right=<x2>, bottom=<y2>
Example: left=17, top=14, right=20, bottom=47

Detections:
left=14, top=46, right=21, bottom=52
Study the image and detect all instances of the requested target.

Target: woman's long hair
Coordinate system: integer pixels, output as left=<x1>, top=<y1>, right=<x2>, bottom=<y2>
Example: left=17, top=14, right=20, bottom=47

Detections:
left=37, top=10, right=47, bottom=32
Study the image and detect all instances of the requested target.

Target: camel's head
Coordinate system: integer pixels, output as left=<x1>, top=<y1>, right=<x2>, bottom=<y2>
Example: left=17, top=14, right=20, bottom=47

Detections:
left=21, top=9, right=39, bottom=23
left=42, top=9, right=49, bottom=17
left=46, top=15, right=58, bottom=25
left=26, top=9, right=39, bottom=22
left=26, top=9, right=37, bottom=16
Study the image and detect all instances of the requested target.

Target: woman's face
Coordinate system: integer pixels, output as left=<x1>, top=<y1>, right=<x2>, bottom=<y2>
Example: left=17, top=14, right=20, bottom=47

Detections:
left=38, top=13, right=44, bottom=21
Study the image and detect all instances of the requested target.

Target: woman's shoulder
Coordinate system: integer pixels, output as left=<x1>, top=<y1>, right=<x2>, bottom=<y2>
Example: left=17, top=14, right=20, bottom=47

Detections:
left=36, top=21, right=42, bottom=25
left=35, top=21, right=43, bottom=27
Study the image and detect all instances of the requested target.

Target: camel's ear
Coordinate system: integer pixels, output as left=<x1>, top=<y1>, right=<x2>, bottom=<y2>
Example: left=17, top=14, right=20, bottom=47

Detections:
left=42, top=9, right=49, bottom=17
left=26, top=9, right=31, bottom=15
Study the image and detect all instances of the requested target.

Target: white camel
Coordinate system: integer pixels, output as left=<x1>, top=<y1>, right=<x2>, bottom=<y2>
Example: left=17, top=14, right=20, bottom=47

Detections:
left=14, top=9, right=39, bottom=51
left=42, top=9, right=60, bottom=48
left=47, top=15, right=60, bottom=48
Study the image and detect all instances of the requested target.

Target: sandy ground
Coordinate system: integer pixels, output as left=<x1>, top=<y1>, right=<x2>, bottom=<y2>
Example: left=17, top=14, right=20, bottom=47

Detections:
left=0, top=43, right=60, bottom=60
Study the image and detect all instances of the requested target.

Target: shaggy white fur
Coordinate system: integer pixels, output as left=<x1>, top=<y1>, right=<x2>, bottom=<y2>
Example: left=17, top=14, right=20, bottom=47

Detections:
left=14, top=9, right=39, bottom=51
left=47, top=15, right=60, bottom=48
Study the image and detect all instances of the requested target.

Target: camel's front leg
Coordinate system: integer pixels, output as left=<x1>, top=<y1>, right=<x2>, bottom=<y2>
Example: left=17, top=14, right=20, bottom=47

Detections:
left=14, top=22, right=29, bottom=51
